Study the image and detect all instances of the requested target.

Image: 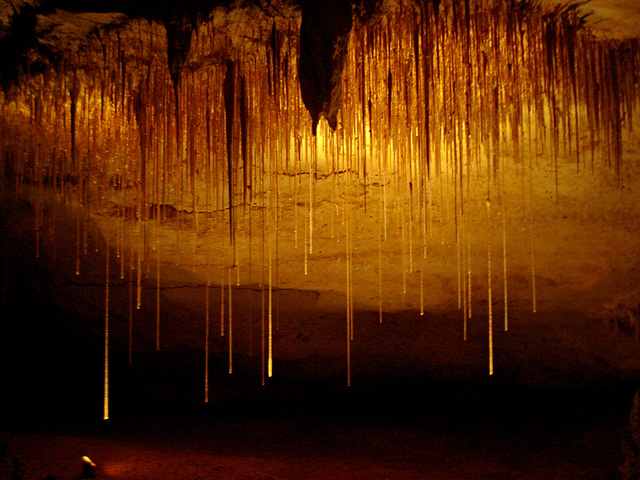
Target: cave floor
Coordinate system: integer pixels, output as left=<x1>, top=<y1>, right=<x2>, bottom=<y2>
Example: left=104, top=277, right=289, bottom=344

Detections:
left=0, top=379, right=634, bottom=480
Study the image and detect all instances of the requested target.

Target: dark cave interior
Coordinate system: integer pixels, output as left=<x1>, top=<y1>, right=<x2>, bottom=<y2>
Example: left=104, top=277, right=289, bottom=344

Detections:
left=1, top=0, right=640, bottom=478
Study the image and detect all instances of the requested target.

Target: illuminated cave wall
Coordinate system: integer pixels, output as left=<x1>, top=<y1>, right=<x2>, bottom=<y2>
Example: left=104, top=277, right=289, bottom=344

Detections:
left=1, top=0, right=640, bottom=412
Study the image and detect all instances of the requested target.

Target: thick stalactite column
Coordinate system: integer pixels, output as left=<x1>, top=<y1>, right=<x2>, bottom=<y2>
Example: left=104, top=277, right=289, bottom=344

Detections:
left=163, top=13, right=195, bottom=211
left=298, top=0, right=352, bottom=134
left=223, top=59, right=237, bottom=244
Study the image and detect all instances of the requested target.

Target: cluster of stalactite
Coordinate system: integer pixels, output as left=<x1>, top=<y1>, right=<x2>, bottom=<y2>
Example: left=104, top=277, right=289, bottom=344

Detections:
left=0, top=0, right=638, bottom=414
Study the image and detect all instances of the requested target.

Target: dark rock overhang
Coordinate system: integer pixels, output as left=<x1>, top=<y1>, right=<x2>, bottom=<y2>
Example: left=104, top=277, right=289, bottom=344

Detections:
left=0, top=0, right=393, bottom=132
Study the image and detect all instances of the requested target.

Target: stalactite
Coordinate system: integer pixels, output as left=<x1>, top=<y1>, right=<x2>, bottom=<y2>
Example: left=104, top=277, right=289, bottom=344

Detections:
left=128, top=247, right=134, bottom=366
left=205, top=277, right=210, bottom=403
left=104, top=236, right=110, bottom=421
left=221, top=265, right=225, bottom=337
left=487, top=199, right=493, bottom=376
left=0, top=0, right=638, bottom=410
left=529, top=112, right=537, bottom=314
left=228, top=266, right=233, bottom=374
left=346, top=172, right=352, bottom=387
left=155, top=239, right=161, bottom=351
left=502, top=195, right=508, bottom=332
left=223, top=60, right=236, bottom=246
